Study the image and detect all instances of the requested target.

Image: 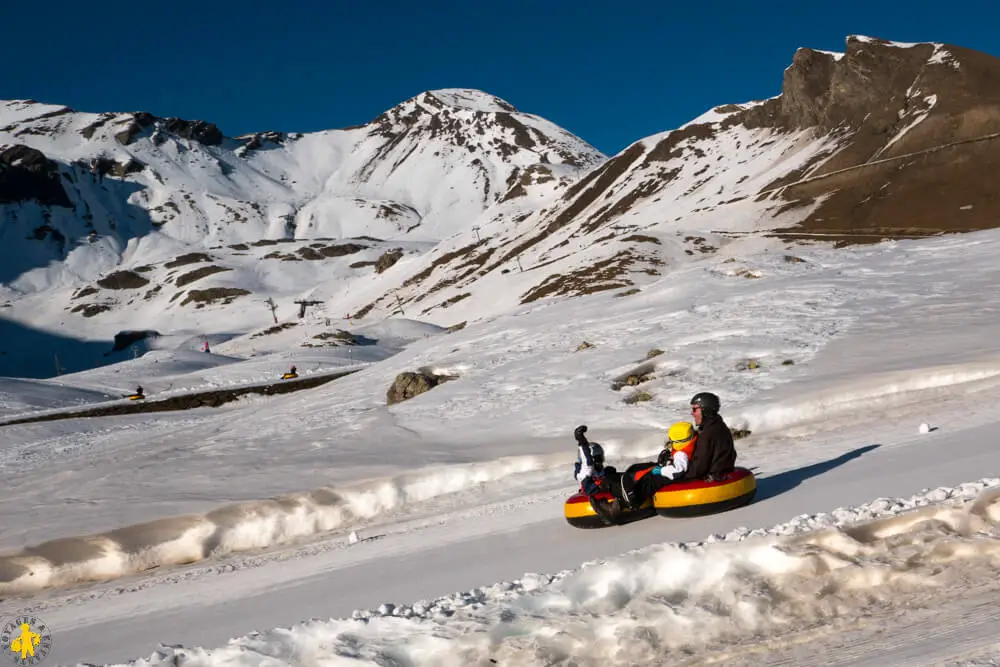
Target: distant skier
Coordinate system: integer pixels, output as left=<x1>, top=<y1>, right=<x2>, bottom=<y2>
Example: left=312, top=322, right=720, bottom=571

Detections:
left=202, top=340, right=211, bottom=353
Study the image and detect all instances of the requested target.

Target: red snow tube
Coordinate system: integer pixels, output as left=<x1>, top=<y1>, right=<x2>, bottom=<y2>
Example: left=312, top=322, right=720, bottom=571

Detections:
left=563, top=490, right=655, bottom=529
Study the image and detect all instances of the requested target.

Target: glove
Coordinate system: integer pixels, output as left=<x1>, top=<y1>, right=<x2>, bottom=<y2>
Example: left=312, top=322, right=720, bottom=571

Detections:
left=581, top=477, right=600, bottom=495
left=574, top=425, right=588, bottom=443
left=651, top=466, right=663, bottom=476
left=573, top=461, right=581, bottom=477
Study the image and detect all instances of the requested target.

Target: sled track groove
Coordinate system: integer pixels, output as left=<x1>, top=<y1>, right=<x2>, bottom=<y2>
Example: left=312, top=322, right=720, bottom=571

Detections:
left=0, top=368, right=362, bottom=428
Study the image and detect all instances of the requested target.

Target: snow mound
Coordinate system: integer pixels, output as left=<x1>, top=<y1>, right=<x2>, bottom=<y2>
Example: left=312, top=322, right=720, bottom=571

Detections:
left=0, top=378, right=115, bottom=418
left=735, top=359, right=1000, bottom=436
left=115, top=479, right=1000, bottom=667
left=351, top=317, right=448, bottom=345
left=0, top=453, right=570, bottom=596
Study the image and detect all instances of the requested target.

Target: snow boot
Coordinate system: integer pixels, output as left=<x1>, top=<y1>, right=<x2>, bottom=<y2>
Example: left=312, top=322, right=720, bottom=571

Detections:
left=602, top=469, right=636, bottom=510
left=589, top=495, right=625, bottom=525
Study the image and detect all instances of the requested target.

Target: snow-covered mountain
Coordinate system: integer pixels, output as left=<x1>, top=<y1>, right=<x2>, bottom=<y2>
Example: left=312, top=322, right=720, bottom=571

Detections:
left=3, top=35, right=1000, bottom=378
left=0, top=88, right=603, bottom=376
left=347, top=34, right=1000, bottom=323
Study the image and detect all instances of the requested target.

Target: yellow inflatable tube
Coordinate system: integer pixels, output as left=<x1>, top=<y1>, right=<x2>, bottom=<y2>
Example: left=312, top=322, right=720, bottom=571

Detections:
left=653, top=467, right=756, bottom=517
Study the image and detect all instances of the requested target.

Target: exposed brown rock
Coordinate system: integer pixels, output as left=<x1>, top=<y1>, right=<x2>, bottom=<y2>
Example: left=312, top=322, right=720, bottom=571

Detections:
left=180, top=288, right=251, bottom=308
left=97, top=271, right=149, bottom=290
left=111, top=330, right=161, bottom=352
left=250, top=322, right=298, bottom=338
left=165, top=252, right=213, bottom=268
left=753, top=37, right=1000, bottom=243
left=236, top=131, right=287, bottom=153
left=386, top=369, right=458, bottom=405
left=113, top=112, right=156, bottom=145
left=0, top=145, right=72, bottom=208
left=175, top=265, right=232, bottom=287
left=70, top=303, right=111, bottom=317
left=163, top=117, right=223, bottom=146
left=656, top=36, right=1000, bottom=245
left=520, top=250, right=655, bottom=304
left=375, top=248, right=404, bottom=273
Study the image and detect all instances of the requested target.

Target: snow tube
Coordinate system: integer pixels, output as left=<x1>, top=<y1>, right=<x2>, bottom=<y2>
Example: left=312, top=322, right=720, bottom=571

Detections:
left=281, top=373, right=298, bottom=380
left=653, top=467, right=756, bottom=518
left=564, top=490, right=655, bottom=529
left=127, top=394, right=145, bottom=401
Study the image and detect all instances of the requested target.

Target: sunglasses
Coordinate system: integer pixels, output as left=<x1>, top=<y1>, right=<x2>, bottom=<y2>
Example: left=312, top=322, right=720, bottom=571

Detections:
left=690, top=406, right=702, bottom=413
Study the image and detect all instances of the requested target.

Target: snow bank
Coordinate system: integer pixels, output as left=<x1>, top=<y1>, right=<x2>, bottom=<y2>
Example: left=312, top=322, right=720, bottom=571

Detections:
left=351, top=317, right=447, bottom=345
left=112, top=478, right=1000, bottom=667
left=0, top=378, right=114, bottom=418
left=0, top=452, right=586, bottom=596
left=735, top=359, right=1000, bottom=436
left=0, top=426, right=671, bottom=596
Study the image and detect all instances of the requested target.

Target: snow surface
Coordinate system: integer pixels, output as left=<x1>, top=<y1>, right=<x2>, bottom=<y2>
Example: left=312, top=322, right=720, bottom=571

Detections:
left=4, top=228, right=1000, bottom=665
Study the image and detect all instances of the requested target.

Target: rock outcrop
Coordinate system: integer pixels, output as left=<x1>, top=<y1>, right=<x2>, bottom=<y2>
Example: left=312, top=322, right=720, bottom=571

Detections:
left=749, top=36, right=1000, bottom=242
left=0, top=145, right=72, bottom=207
left=386, top=368, right=458, bottom=405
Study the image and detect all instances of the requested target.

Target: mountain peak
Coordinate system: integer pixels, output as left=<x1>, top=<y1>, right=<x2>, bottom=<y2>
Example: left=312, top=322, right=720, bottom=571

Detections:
left=420, top=89, right=519, bottom=114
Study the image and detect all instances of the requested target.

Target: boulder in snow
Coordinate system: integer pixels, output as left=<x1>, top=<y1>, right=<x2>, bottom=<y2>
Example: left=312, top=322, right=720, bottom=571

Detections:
left=386, top=368, right=458, bottom=405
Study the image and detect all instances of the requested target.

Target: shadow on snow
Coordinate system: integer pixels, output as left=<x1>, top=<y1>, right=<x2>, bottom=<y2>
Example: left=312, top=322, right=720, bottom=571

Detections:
left=754, top=444, right=882, bottom=503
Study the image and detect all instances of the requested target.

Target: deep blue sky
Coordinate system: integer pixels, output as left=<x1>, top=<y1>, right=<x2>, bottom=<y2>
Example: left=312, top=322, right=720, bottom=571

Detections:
left=6, top=0, right=999, bottom=156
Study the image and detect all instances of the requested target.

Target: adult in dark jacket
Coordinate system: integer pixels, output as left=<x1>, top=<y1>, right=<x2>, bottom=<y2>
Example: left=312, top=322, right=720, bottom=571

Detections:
left=686, top=392, right=737, bottom=480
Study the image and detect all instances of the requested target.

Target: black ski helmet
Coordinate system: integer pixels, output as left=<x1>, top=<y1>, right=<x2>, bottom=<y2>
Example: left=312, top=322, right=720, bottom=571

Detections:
left=690, top=391, right=720, bottom=415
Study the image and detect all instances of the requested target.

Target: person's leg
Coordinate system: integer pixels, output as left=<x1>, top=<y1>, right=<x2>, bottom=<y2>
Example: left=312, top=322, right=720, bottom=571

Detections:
left=620, top=462, right=657, bottom=508
left=634, top=472, right=673, bottom=503
left=585, top=466, right=628, bottom=524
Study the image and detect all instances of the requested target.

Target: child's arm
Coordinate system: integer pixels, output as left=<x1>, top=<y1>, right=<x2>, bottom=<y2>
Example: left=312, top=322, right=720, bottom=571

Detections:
left=575, top=445, right=594, bottom=481
left=655, top=451, right=690, bottom=479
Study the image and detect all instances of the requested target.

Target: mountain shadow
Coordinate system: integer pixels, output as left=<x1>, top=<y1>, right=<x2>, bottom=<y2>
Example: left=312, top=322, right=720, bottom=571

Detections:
left=0, top=156, right=155, bottom=284
left=754, top=444, right=881, bottom=502
left=0, top=315, right=122, bottom=378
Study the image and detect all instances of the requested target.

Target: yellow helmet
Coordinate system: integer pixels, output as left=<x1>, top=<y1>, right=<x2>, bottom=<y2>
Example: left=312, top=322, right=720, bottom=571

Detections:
left=666, top=421, right=696, bottom=450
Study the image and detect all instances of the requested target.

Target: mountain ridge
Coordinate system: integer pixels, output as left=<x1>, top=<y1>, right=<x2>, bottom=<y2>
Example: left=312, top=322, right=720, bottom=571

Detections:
left=3, top=35, right=1000, bottom=378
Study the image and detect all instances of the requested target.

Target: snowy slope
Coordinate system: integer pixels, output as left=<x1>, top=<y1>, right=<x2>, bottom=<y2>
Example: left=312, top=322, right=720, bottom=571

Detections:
left=2, top=228, right=1000, bottom=665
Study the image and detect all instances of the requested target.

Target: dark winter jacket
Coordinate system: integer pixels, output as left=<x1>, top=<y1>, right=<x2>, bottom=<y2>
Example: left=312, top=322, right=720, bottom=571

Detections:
left=685, top=413, right=737, bottom=480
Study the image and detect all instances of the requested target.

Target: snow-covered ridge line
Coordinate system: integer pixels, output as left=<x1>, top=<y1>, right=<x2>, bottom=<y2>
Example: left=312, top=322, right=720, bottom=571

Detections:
left=118, top=478, right=1000, bottom=667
